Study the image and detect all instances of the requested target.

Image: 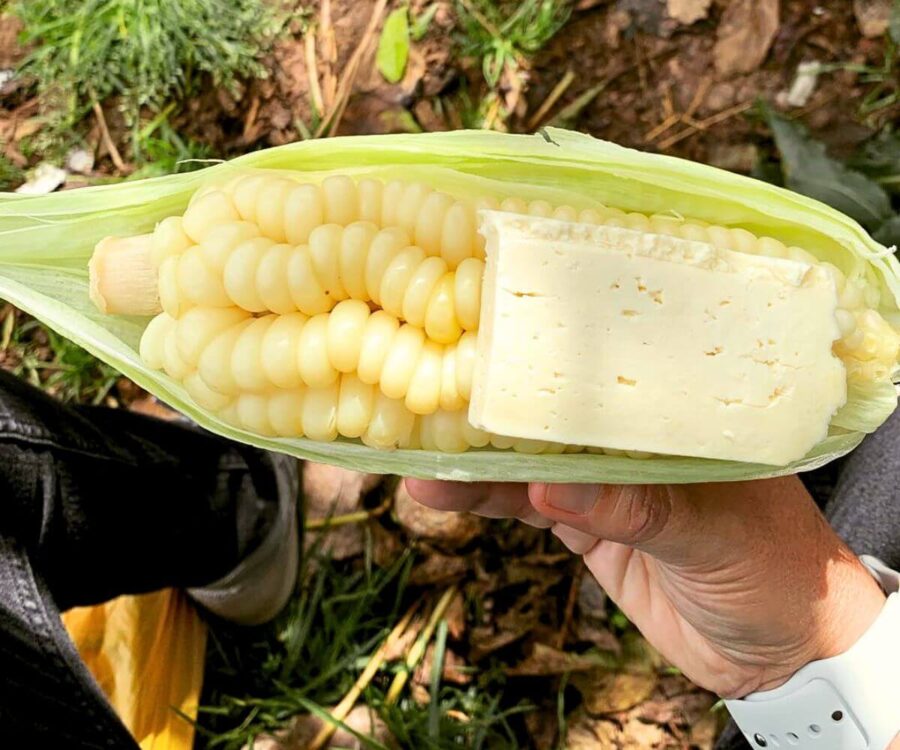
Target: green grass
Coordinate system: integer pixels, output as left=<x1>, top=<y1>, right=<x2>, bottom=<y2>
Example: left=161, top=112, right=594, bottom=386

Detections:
left=0, top=155, right=24, bottom=191
left=455, top=0, right=571, bottom=88
left=197, top=538, right=532, bottom=750
left=1, top=311, right=119, bottom=404
left=12, top=0, right=277, bottom=153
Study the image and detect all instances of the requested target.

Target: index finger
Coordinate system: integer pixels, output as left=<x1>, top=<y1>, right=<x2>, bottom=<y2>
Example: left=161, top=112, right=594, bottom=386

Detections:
left=403, top=479, right=551, bottom=528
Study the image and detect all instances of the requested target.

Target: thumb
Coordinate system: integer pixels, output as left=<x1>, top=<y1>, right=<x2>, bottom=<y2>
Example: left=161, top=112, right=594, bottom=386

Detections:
left=528, top=483, right=696, bottom=559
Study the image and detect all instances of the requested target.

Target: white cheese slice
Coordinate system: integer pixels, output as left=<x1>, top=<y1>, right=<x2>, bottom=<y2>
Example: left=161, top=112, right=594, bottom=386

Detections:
left=470, top=211, right=847, bottom=466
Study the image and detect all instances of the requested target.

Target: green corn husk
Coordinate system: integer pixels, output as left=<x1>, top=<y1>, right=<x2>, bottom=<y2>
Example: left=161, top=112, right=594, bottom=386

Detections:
left=1, top=128, right=898, bottom=483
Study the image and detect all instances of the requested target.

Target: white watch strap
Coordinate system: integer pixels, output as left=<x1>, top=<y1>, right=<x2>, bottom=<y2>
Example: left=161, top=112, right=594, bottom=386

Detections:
left=861, top=555, right=900, bottom=595
left=725, top=559, right=900, bottom=750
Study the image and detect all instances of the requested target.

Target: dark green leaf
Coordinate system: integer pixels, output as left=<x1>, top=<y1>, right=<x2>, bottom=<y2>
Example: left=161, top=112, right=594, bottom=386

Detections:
left=873, top=215, right=900, bottom=248
left=849, top=130, right=900, bottom=181
left=376, top=7, right=410, bottom=84
left=764, top=106, right=893, bottom=228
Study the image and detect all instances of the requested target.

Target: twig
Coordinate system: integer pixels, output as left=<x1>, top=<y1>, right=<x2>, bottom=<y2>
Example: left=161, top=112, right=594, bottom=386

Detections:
left=692, top=100, right=754, bottom=130
left=555, top=567, right=583, bottom=649
left=315, top=0, right=389, bottom=138
left=482, top=96, right=503, bottom=131
left=386, top=586, right=459, bottom=705
left=305, top=28, right=325, bottom=118
left=308, top=602, right=420, bottom=750
left=92, top=100, right=126, bottom=173
left=656, top=127, right=698, bottom=150
left=684, top=77, right=712, bottom=120
left=319, top=0, right=338, bottom=109
left=644, top=113, right=680, bottom=142
left=305, top=495, right=393, bottom=531
left=527, top=69, right=576, bottom=131
left=243, top=96, right=261, bottom=140
left=645, top=78, right=711, bottom=143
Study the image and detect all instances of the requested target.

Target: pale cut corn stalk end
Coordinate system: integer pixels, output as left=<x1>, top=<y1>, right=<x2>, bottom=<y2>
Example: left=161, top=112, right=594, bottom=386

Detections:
left=88, top=234, right=160, bottom=316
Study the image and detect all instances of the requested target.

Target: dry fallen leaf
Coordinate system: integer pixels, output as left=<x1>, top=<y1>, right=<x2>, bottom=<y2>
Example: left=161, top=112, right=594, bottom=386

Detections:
left=564, top=711, right=624, bottom=750
left=302, top=463, right=382, bottom=516
left=414, top=643, right=472, bottom=686
left=394, top=481, right=485, bottom=548
left=573, top=669, right=658, bottom=715
left=688, top=710, right=720, bottom=750
left=302, top=464, right=383, bottom=561
left=246, top=705, right=396, bottom=750
left=713, top=0, right=780, bottom=76
left=506, top=643, right=617, bottom=676
left=853, top=0, right=893, bottom=37
left=408, top=549, right=470, bottom=585
left=666, top=0, right=712, bottom=25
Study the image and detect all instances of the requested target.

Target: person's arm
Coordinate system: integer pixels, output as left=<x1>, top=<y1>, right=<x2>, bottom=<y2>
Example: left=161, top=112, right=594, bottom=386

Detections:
left=407, top=476, right=896, bottom=743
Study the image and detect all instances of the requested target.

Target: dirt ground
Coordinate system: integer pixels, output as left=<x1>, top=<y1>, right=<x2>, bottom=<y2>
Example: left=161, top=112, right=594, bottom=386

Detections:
left=165, top=2, right=893, bottom=169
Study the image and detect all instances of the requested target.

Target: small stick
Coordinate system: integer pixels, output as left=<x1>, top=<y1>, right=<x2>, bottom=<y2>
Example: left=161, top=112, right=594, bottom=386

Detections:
left=305, top=28, right=325, bottom=118
left=243, top=96, right=261, bottom=140
left=555, top=567, right=583, bottom=650
left=656, top=126, right=699, bottom=150
left=308, top=602, right=420, bottom=750
left=386, top=586, right=459, bottom=705
left=644, top=113, right=680, bottom=142
left=527, top=69, right=576, bottom=131
left=305, top=495, right=393, bottom=531
left=315, top=0, right=389, bottom=138
left=693, top=100, right=753, bottom=130
left=319, top=0, right=338, bottom=109
left=92, top=100, right=127, bottom=173
left=684, top=77, right=712, bottom=120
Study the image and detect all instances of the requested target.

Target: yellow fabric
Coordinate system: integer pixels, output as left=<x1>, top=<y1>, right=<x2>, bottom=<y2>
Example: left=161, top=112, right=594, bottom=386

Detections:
left=62, top=589, right=207, bottom=750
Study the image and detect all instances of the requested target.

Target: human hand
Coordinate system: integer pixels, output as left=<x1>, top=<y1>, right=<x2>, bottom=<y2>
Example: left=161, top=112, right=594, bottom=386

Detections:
left=405, top=476, right=886, bottom=699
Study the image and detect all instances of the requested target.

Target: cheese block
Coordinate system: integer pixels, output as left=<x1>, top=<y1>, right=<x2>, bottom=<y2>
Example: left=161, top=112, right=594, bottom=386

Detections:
left=470, top=211, right=848, bottom=466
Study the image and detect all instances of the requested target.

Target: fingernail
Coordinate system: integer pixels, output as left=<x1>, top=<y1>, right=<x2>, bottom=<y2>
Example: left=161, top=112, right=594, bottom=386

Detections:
left=545, top=484, right=600, bottom=515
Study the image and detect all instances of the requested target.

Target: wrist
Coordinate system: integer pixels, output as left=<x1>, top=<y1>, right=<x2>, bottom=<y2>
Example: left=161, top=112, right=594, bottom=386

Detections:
left=805, top=554, right=887, bottom=663
left=743, top=552, right=887, bottom=697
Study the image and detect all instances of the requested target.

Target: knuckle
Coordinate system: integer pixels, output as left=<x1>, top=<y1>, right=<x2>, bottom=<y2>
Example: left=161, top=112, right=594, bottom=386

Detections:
left=612, top=486, right=673, bottom=544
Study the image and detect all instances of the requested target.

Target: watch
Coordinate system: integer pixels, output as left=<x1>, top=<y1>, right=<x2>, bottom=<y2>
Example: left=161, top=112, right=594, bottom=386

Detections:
left=725, top=555, right=900, bottom=750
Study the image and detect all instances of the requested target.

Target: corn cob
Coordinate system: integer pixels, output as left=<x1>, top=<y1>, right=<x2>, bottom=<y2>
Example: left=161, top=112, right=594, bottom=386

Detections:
left=89, top=173, right=900, bottom=453
left=155, top=220, right=483, bottom=344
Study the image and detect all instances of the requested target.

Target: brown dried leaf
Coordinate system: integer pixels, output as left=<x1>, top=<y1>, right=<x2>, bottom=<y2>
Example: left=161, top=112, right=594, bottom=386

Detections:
left=564, top=712, right=623, bottom=750
left=414, top=643, right=472, bottom=686
left=394, top=482, right=486, bottom=548
left=408, top=549, right=469, bottom=585
left=506, top=643, right=617, bottom=676
left=688, top=710, right=719, bottom=750
left=713, top=0, right=780, bottom=76
left=302, top=463, right=382, bottom=516
left=620, top=717, right=669, bottom=748
left=470, top=625, right=528, bottom=659
left=573, top=618, right=621, bottom=653
left=524, top=709, right=559, bottom=749
left=853, top=0, right=893, bottom=37
left=573, top=669, right=658, bottom=715
left=444, top=588, right=467, bottom=640
left=666, top=0, right=712, bottom=25
left=627, top=674, right=716, bottom=726
left=246, top=705, right=396, bottom=750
